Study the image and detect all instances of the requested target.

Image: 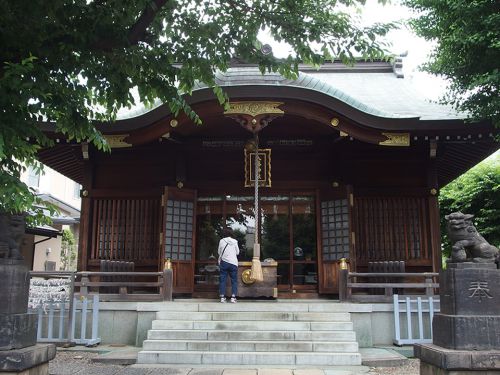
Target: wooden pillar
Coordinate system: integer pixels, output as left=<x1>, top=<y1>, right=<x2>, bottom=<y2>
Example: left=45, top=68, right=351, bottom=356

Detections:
left=427, top=159, right=441, bottom=272
left=77, top=160, right=94, bottom=271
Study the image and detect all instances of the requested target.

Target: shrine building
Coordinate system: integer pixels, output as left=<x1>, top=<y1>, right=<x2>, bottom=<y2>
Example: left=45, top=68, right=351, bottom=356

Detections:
left=38, top=61, right=499, bottom=298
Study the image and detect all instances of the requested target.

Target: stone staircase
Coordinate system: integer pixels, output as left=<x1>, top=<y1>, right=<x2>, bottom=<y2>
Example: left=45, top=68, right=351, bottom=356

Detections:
left=137, top=301, right=361, bottom=366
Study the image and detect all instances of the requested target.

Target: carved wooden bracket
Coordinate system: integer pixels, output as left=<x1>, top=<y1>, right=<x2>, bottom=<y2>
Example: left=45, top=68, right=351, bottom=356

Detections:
left=224, top=101, right=284, bottom=133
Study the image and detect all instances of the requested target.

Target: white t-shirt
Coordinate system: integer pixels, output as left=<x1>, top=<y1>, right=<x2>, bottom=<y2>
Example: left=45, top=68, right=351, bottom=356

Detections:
left=218, top=237, right=240, bottom=266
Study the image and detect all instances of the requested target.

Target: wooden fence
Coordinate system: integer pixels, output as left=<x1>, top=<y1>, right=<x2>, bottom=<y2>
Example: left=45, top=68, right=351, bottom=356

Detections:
left=30, top=269, right=173, bottom=302
left=77, top=269, right=173, bottom=301
left=338, top=269, right=439, bottom=303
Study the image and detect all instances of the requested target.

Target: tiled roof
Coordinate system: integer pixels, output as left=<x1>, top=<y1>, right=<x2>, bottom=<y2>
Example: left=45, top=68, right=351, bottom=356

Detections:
left=116, top=66, right=462, bottom=121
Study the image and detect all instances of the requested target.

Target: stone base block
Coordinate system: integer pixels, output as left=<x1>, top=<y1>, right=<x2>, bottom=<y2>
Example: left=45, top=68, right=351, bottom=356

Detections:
left=0, top=363, right=48, bottom=375
left=440, top=263, right=499, bottom=316
left=0, top=344, right=56, bottom=373
left=415, top=343, right=500, bottom=373
left=0, top=260, right=30, bottom=315
left=0, top=314, right=37, bottom=350
left=433, top=314, right=500, bottom=350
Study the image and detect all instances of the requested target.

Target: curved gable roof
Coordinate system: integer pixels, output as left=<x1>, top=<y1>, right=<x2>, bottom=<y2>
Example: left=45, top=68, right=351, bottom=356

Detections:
left=116, top=66, right=462, bottom=124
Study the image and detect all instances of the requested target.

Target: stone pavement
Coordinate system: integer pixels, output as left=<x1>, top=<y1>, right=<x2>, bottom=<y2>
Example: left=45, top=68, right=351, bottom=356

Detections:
left=49, top=347, right=414, bottom=375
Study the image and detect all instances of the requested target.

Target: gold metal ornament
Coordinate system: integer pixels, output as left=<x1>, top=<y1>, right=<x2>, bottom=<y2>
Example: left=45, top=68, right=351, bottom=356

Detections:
left=338, top=258, right=349, bottom=270
left=170, top=119, right=178, bottom=128
left=164, top=258, right=172, bottom=270
left=104, top=134, right=132, bottom=148
left=241, top=269, right=256, bottom=284
left=224, top=101, right=284, bottom=117
left=379, top=132, right=410, bottom=147
left=330, top=118, right=339, bottom=127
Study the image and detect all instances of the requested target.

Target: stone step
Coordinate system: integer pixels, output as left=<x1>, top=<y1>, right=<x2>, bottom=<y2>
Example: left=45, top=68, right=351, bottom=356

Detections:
left=143, top=339, right=359, bottom=352
left=150, top=320, right=353, bottom=331
left=137, top=350, right=362, bottom=366
left=155, top=311, right=352, bottom=321
left=139, top=301, right=370, bottom=313
left=147, top=329, right=357, bottom=341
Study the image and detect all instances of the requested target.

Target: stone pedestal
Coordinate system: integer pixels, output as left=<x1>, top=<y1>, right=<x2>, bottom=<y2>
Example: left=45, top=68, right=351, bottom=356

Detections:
left=0, top=259, right=56, bottom=374
left=0, top=344, right=56, bottom=374
left=416, top=263, right=500, bottom=375
left=0, top=260, right=37, bottom=350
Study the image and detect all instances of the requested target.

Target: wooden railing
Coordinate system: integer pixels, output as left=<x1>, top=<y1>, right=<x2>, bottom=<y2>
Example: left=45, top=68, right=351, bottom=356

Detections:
left=30, top=270, right=173, bottom=302
left=338, top=269, right=439, bottom=303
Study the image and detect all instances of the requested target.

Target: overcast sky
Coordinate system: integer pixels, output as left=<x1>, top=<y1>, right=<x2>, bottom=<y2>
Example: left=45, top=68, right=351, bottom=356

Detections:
left=259, top=0, right=447, bottom=101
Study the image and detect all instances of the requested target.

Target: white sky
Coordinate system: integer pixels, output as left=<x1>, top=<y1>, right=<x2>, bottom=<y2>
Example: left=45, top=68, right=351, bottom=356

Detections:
left=258, top=0, right=448, bottom=101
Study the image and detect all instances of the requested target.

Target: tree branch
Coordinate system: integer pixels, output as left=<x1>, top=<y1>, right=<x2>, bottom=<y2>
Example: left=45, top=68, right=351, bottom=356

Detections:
left=127, top=0, right=169, bottom=45
left=93, top=0, right=169, bottom=51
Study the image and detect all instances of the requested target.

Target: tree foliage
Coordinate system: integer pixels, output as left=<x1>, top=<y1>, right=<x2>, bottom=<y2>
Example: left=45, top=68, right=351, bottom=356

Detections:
left=439, top=154, right=500, bottom=256
left=60, top=228, right=77, bottom=271
left=404, top=0, right=500, bottom=127
left=0, top=0, right=394, bottom=222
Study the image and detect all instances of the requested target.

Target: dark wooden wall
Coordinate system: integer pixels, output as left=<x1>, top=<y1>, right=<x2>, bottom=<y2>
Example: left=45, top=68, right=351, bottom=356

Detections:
left=80, top=117, right=439, bottom=287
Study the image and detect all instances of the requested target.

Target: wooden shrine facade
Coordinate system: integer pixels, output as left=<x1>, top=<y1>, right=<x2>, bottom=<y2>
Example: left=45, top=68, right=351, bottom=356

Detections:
left=38, top=63, right=499, bottom=297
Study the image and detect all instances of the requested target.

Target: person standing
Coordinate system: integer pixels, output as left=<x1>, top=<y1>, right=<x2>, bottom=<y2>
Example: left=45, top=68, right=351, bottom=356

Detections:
left=218, top=227, right=240, bottom=303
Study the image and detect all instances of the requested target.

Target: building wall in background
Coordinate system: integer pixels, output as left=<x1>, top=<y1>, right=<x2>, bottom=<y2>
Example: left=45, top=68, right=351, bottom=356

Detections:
left=21, top=164, right=81, bottom=270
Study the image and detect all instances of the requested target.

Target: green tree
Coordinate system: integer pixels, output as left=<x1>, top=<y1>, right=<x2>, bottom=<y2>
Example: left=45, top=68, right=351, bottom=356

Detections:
left=1, top=1, right=394, bottom=222
left=404, top=0, right=500, bottom=127
left=439, top=154, right=500, bottom=257
left=60, top=228, right=77, bottom=270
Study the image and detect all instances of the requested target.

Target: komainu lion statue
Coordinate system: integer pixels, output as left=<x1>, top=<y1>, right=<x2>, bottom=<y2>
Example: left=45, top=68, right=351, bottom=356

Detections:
left=446, top=212, right=499, bottom=263
left=0, top=212, right=25, bottom=260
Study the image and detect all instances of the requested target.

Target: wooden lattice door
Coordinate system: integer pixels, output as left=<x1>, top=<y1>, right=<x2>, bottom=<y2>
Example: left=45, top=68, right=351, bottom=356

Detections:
left=161, top=187, right=197, bottom=294
left=318, top=185, right=354, bottom=294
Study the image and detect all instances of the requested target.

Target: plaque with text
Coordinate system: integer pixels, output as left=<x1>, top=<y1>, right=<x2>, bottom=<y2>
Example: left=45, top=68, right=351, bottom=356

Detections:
left=244, top=148, right=271, bottom=187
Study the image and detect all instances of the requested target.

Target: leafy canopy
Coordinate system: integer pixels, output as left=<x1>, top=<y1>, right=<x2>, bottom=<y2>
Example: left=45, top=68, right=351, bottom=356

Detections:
left=0, top=0, right=394, bottom=222
left=404, top=0, right=500, bottom=127
left=439, top=154, right=500, bottom=256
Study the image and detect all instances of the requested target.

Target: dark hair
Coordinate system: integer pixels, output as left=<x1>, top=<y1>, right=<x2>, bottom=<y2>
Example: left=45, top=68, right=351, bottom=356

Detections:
left=222, top=227, right=233, bottom=238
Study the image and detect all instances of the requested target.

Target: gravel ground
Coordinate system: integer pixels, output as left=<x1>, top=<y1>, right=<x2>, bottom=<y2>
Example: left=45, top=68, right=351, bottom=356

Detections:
left=49, top=351, right=420, bottom=375
left=367, top=359, right=419, bottom=375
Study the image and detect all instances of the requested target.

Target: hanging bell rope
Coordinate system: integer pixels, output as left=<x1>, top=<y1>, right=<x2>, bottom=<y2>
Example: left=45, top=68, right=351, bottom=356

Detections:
left=250, top=132, right=264, bottom=282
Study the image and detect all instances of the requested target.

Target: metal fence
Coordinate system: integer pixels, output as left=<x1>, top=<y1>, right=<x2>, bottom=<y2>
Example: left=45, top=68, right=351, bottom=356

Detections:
left=393, top=294, right=440, bottom=345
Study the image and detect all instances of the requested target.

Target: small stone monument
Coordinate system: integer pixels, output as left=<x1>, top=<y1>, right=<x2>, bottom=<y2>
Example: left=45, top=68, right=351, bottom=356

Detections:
left=415, top=212, right=500, bottom=374
left=0, top=213, right=56, bottom=375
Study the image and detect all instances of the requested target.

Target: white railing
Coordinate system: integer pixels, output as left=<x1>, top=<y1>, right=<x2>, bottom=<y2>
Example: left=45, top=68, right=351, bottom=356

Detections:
left=393, top=294, right=440, bottom=345
left=35, top=295, right=100, bottom=346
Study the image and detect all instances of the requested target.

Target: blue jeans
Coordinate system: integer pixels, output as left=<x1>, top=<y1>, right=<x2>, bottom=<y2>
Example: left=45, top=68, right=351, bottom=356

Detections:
left=219, top=260, right=238, bottom=297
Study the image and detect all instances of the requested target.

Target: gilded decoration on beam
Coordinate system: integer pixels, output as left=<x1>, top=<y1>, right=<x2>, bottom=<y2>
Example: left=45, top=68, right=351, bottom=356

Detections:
left=244, top=148, right=271, bottom=188
left=224, top=101, right=284, bottom=117
left=379, top=132, right=410, bottom=147
left=104, top=134, right=132, bottom=148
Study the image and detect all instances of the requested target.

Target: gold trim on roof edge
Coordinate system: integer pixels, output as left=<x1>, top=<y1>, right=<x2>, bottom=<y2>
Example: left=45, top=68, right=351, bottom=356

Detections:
left=379, top=132, right=410, bottom=146
left=104, top=134, right=132, bottom=148
left=224, top=101, right=284, bottom=117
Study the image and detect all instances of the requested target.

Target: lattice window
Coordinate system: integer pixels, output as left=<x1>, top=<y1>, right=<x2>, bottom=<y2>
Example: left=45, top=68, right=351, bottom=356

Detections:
left=354, top=197, right=430, bottom=262
left=164, top=199, right=194, bottom=261
left=320, top=199, right=350, bottom=261
left=91, top=198, right=159, bottom=261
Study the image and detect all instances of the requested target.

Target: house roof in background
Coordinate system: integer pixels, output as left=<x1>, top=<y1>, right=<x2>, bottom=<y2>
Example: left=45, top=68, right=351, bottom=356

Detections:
left=36, top=193, right=80, bottom=219
left=26, top=224, right=60, bottom=238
